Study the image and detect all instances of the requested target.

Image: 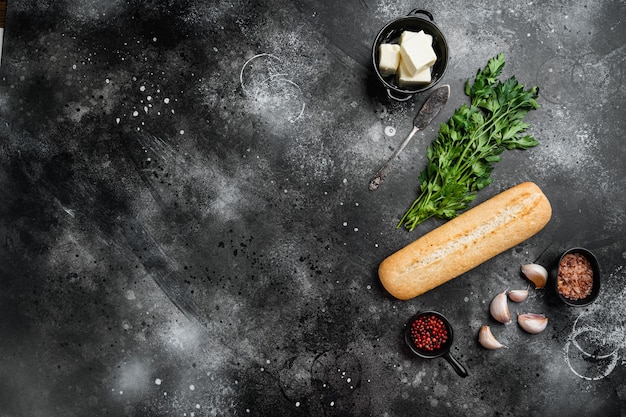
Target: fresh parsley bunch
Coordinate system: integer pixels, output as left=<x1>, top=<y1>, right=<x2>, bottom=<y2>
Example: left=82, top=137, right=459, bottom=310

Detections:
left=399, top=53, right=540, bottom=231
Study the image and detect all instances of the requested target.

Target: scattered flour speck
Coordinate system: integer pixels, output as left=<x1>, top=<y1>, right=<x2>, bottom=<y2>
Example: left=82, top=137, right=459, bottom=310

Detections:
left=384, top=126, right=397, bottom=136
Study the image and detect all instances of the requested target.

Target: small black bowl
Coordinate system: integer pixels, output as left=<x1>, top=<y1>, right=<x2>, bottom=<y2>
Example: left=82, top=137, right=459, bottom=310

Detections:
left=404, top=311, right=467, bottom=377
left=372, top=9, right=449, bottom=101
left=551, top=247, right=601, bottom=307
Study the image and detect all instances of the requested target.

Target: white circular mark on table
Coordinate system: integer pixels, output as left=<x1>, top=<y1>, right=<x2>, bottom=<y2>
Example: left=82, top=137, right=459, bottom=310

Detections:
left=239, top=53, right=305, bottom=123
left=563, top=267, right=626, bottom=380
left=384, top=126, right=396, bottom=137
left=564, top=315, right=623, bottom=381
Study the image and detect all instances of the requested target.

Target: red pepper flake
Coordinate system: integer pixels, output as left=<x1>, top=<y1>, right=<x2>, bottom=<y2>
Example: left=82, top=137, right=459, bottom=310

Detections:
left=557, top=253, right=594, bottom=300
left=409, top=314, right=449, bottom=352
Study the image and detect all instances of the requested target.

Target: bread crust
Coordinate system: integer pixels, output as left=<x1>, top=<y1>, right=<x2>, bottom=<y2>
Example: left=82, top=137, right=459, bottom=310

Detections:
left=379, top=182, right=552, bottom=300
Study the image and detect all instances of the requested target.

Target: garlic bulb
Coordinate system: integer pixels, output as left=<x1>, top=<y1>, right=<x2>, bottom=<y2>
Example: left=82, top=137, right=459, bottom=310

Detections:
left=490, top=291, right=511, bottom=324
left=517, top=313, right=548, bottom=334
left=508, top=288, right=529, bottom=303
left=521, top=263, right=548, bottom=289
left=478, top=325, right=506, bottom=349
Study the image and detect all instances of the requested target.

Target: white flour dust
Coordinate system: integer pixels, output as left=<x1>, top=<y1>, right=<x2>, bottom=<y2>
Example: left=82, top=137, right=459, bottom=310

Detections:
left=112, top=75, right=180, bottom=134
left=384, top=126, right=396, bottom=137
left=239, top=53, right=305, bottom=123
left=562, top=266, right=626, bottom=380
left=537, top=46, right=625, bottom=106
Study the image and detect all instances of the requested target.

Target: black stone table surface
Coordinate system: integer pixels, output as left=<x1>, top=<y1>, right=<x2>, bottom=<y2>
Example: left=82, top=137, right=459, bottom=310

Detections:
left=1, top=1, right=625, bottom=416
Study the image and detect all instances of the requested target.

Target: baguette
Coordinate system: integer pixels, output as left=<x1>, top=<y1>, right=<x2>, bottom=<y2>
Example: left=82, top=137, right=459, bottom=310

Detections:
left=379, top=182, right=552, bottom=300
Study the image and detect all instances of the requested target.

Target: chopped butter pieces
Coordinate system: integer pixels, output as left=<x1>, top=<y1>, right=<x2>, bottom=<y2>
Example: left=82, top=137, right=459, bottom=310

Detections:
left=378, top=44, right=401, bottom=77
left=377, top=29, right=437, bottom=88
left=397, top=60, right=432, bottom=87
left=399, top=30, right=432, bottom=47
left=399, top=31, right=436, bottom=75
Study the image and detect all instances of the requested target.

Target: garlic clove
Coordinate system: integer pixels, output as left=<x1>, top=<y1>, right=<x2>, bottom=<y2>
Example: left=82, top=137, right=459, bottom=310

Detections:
left=490, top=291, right=511, bottom=324
left=508, top=288, right=529, bottom=303
left=521, top=263, right=548, bottom=289
left=517, top=313, right=548, bottom=334
left=478, top=325, right=506, bottom=349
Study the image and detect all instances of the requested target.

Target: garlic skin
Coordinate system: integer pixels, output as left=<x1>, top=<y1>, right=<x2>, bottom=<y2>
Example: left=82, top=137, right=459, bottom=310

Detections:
left=478, top=325, right=506, bottom=349
left=490, top=291, right=511, bottom=324
left=517, top=313, right=548, bottom=334
left=521, top=263, right=548, bottom=289
left=508, top=289, right=529, bottom=303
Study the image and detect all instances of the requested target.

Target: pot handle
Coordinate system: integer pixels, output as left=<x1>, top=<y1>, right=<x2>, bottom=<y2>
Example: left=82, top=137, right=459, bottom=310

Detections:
left=407, top=9, right=434, bottom=21
left=443, top=351, right=468, bottom=378
left=386, top=88, right=413, bottom=102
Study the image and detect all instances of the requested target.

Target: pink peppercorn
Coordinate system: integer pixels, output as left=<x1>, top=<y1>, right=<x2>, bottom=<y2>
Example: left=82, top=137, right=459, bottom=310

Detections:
left=409, top=314, right=449, bottom=352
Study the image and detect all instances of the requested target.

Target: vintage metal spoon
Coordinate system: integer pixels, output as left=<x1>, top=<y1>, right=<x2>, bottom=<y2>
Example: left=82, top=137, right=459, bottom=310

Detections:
left=369, top=85, right=450, bottom=191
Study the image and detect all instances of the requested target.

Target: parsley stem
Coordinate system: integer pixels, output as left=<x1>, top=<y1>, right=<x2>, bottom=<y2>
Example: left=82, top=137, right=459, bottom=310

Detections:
left=398, top=54, right=540, bottom=231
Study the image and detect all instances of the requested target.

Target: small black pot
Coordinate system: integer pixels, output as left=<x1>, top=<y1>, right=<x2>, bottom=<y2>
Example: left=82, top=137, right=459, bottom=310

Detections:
left=372, top=9, right=449, bottom=101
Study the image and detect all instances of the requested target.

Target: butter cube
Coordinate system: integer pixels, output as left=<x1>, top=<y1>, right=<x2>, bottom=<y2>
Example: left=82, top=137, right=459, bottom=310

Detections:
left=399, top=31, right=437, bottom=75
left=397, top=58, right=432, bottom=87
left=399, top=30, right=432, bottom=47
left=378, top=43, right=401, bottom=77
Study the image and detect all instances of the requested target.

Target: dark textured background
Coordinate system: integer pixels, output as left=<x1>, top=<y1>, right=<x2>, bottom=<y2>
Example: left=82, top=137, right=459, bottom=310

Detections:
left=1, top=0, right=625, bottom=416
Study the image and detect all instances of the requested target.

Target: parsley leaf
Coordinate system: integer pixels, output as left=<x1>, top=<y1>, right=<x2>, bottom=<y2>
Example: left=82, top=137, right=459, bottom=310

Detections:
left=398, top=53, right=540, bottom=231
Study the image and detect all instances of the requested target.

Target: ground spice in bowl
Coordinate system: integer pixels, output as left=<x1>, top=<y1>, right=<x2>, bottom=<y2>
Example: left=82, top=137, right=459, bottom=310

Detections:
left=553, top=247, right=600, bottom=306
left=557, top=252, right=594, bottom=300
